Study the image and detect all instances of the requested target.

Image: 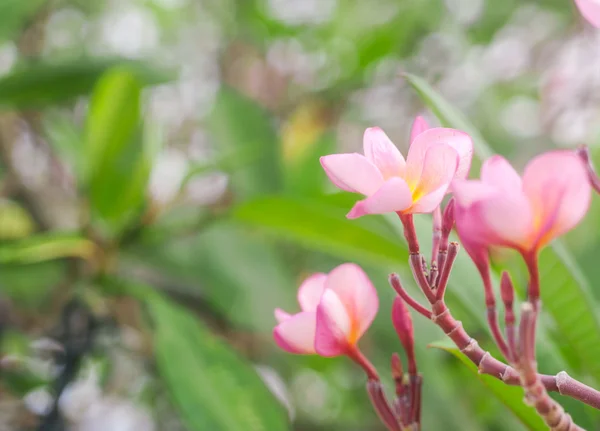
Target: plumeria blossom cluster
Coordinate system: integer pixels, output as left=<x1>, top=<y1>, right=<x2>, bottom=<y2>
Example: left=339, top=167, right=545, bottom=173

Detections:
left=273, top=116, right=600, bottom=430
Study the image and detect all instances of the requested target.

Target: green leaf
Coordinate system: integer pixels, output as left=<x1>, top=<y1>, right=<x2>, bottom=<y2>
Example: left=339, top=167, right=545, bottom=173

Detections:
left=403, top=73, right=492, bottom=160
left=283, top=132, right=335, bottom=197
left=406, top=73, right=600, bottom=382
left=1, top=331, right=49, bottom=395
left=0, top=0, right=44, bottom=43
left=43, top=112, right=85, bottom=182
left=0, top=199, right=35, bottom=240
left=233, top=195, right=407, bottom=268
left=179, top=145, right=261, bottom=195
left=429, top=340, right=546, bottom=430
left=85, top=68, right=157, bottom=233
left=208, top=86, right=282, bottom=199
left=147, top=294, right=290, bottom=431
left=0, top=58, right=172, bottom=109
left=0, top=233, right=95, bottom=264
left=124, top=223, right=297, bottom=333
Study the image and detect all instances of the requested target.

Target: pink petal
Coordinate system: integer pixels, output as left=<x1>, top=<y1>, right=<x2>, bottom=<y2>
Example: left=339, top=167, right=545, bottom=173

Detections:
left=274, top=308, right=292, bottom=323
left=273, top=311, right=317, bottom=355
left=409, top=116, right=429, bottom=145
left=574, top=0, right=600, bottom=28
left=297, top=273, right=327, bottom=312
left=409, top=143, right=458, bottom=212
left=407, top=184, right=447, bottom=214
left=320, top=154, right=383, bottom=196
left=453, top=180, right=533, bottom=249
left=346, top=177, right=412, bottom=219
left=406, top=128, right=473, bottom=184
left=452, top=179, right=497, bottom=208
left=477, top=189, right=534, bottom=249
left=481, top=156, right=522, bottom=192
left=454, top=204, right=491, bottom=268
left=363, top=127, right=406, bottom=179
left=322, top=263, right=378, bottom=343
left=314, top=289, right=352, bottom=357
left=522, top=151, right=591, bottom=247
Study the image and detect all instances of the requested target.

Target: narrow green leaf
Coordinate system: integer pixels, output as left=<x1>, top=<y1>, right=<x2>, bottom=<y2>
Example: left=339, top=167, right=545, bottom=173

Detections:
left=403, top=73, right=492, bottom=160
left=85, top=68, right=141, bottom=180
left=0, top=58, right=172, bottom=108
left=233, top=195, right=407, bottom=267
left=85, top=68, right=155, bottom=233
left=147, top=294, right=290, bottom=431
left=208, top=86, right=282, bottom=198
left=406, top=73, right=600, bottom=382
left=429, top=340, right=546, bottom=430
left=0, top=233, right=95, bottom=264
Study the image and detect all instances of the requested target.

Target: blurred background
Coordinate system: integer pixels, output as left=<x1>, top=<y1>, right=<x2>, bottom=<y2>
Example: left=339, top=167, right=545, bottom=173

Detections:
left=0, top=0, right=600, bottom=430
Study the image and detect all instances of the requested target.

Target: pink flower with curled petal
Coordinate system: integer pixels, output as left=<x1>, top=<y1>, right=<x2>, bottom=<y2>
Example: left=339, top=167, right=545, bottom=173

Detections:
left=273, top=263, right=378, bottom=357
left=452, top=151, right=591, bottom=259
left=320, top=117, right=473, bottom=219
left=574, top=0, right=600, bottom=28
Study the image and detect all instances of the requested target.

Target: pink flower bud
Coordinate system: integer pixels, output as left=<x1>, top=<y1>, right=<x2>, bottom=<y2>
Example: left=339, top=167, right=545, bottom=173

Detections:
left=392, top=297, right=417, bottom=374
left=273, top=264, right=379, bottom=357
left=320, top=118, right=473, bottom=219
left=500, top=271, right=514, bottom=308
left=452, top=151, right=591, bottom=254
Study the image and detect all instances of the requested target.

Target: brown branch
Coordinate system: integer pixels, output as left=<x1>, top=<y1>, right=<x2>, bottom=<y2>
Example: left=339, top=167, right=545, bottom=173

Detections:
left=427, top=298, right=600, bottom=410
left=516, top=304, right=582, bottom=430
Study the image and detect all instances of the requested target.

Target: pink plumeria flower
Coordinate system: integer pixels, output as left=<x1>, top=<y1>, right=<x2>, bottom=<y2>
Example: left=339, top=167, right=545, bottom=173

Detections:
left=452, top=151, right=591, bottom=258
left=320, top=117, right=473, bottom=219
left=273, top=263, right=378, bottom=357
left=574, top=0, right=600, bottom=28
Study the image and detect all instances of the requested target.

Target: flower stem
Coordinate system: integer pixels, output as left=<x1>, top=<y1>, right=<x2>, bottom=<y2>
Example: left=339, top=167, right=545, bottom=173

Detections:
left=522, top=251, right=540, bottom=305
left=399, top=213, right=420, bottom=254
left=431, top=206, right=442, bottom=265
left=516, top=303, right=583, bottom=430
left=435, top=242, right=458, bottom=299
left=389, top=274, right=432, bottom=320
left=348, top=346, right=379, bottom=381
left=576, top=145, right=600, bottom=194
left=427, top=297, right=600, bottom=409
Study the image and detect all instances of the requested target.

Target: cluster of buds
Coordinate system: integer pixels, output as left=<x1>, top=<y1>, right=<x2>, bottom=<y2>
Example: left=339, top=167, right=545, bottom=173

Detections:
left=272, top=115, right=600, bottom=430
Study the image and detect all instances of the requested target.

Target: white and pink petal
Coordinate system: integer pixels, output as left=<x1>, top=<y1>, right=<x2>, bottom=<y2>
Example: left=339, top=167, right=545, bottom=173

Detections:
left=406, top=128, right=473, bottom=184
left=320, top=153, right=383, bottom=195
left=481, top=156, right=522, bottom=192
left=522, top=151, right=591, bottom=246
left=314, top=290, right=353, bottom=357
left=409, top=116, right=430, bottom=145
left=410, top=143, right=458, bottom=209
left=297, top=273, right=327, bottom=312
left=363, top=127, right=406, bottom=179
left=346, top=177, right=412, bottom=219
left=273, top=311, right=317, bottom=355
left=322, top=263, right=379, bottom=341
left=274, top=308, right=292, bottom=323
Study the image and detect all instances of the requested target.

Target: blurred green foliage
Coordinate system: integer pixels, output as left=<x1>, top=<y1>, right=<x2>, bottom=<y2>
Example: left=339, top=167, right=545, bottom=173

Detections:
left=0, top=0, right=598, bottom=430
